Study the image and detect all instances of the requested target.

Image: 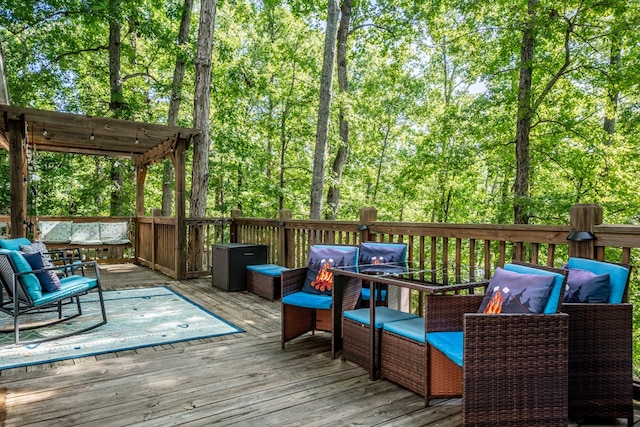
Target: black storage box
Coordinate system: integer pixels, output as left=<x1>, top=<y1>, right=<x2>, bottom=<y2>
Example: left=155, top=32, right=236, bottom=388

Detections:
left=211, top=243, right=268, bottom=291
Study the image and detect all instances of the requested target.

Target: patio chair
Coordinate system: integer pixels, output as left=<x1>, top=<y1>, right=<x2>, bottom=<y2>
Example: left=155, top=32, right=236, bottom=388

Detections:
left=560, top=257, right=633, bottom=426
left=281, top=244, right=360, bottom=357
left=0, top=250, right=107, bottom=344
left=0, top=237, right=83, bottom=277
left=357, top=242, right=407, bottom=307
left=422, top=262, right=568, bottom=426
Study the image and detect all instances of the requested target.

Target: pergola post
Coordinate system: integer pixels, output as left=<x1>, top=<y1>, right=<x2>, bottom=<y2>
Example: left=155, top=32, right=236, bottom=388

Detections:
left=173, top=138, right=188, bottom=280
left=7, top=115, right=26, bottom=238
left=135, top=164, right=148, bottom=267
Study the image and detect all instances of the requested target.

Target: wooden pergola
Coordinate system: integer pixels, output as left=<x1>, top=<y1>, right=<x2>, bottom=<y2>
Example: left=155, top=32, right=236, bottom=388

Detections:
left=0, top=104, right=200, bottom=278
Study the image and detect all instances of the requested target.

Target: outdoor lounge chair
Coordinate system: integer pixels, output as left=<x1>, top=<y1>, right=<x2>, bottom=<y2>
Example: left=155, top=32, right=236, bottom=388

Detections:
left=280, top=244, right=360, bottom=357
left=560, top=257, right=634, bottom=426
left=0, top=249, right=107, bottom=344
left=422, top=262, right=568, bottom=426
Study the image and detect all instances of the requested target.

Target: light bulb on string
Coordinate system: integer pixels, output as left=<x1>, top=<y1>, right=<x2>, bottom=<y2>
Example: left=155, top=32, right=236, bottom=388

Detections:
left=90, top=130, right=95, bottom=141
left=42, top=126, right=47, bottom=136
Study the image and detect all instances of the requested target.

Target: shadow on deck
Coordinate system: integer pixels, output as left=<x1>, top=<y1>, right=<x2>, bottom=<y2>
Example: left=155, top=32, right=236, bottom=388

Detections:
left=0, top=264, right=638, bottom=426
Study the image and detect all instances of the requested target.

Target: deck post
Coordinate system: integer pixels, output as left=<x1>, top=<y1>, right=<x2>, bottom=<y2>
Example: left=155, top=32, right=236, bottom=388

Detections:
left=8, top=116, right=27, bottom=238
left=279, top=209, right=292, bottom=267
left=568, top=204, right=602, bottom=259
left=358, top=207, right=377, bottom=243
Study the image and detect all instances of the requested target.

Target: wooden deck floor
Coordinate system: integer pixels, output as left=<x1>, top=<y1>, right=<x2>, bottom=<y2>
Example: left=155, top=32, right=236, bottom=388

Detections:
left=0, top=264, right=638, bottom=426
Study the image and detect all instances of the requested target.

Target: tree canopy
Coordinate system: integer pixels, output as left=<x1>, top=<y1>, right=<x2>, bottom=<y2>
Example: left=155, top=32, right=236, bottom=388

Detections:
left=1, top=0, right=639, bottom=226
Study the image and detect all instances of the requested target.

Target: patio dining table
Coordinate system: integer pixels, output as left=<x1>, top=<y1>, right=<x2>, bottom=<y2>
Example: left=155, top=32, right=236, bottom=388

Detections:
left=330, top=263, right=490, bottom=380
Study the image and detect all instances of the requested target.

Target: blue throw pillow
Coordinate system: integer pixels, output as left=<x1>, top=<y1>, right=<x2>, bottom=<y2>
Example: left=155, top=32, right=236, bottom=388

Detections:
left=478, top=267, right=555, bottom=314
left=23, top=252, right=61, bottom=292
left=563, top=268, right=610, bottom=303
left=302, top=245, right=358, bottom=295
left=7, top=251, right=43, bottom=301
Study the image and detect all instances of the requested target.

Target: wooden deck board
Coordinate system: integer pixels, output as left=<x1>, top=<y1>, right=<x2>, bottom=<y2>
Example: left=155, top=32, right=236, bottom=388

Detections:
left=0, top=264, right=638, bottom=426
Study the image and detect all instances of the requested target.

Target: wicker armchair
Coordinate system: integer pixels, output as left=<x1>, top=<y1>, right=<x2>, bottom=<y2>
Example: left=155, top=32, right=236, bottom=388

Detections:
left=424, top=263, right=569, bottom=426
left=280, top=245, right=360, bottom=358
left=561, top=257, right=633, bottom=426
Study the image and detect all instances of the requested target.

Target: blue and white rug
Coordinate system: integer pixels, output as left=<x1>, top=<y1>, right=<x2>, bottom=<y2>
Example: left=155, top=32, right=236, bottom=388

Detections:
left=0, top=286, right=243, bottom=370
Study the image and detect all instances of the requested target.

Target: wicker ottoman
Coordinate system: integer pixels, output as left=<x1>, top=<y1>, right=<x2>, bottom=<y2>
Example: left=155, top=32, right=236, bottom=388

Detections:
left=380, top=317, right=427, bottom=397
left=246, top=264, right=288, bottom=301
left=342, top=307, right=419, bottom=379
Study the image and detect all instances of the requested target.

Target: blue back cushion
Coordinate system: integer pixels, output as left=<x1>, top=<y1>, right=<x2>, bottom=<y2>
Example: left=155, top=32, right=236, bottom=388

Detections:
left=358, top=242, right=407, bottom=273
left=500, top=264, right=565, bottom=313
left=567, top=258, right=630, bottom=304
left=7, top=250, right=43, bottom=301
left=564, top=268, right=610, bottom=303
left=478, top=267, right=555, bottom=314
left=0, top=238, right=32, bottom=251
left=302, top=245, right=358, bottom=295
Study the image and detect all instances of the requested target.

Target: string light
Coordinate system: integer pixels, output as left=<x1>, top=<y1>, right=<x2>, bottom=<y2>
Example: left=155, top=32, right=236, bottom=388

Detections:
left=90, top=130, right=95, bottom=141
left=135, top=133, right=139, bottom=144
left=42, top=125, right=47, bottom=136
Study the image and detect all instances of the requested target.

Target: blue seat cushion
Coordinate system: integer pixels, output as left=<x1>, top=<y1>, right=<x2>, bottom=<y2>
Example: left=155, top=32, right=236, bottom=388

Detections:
left=246, top=264, right=288, bottom=277
left=567, top=258, right=630, bottom=304
left=0, top=238, right=32, bottom=251
left=282, top=291, right=332, bottom=310
left=32, top=275, right=98, bottom=307
left=360, top=287, right=387, bottom=301
left=343, top=306, right=418, bottom=328
left=383, top=317, right=425, bottom=343
left=426, top=331, right=464, bottom=367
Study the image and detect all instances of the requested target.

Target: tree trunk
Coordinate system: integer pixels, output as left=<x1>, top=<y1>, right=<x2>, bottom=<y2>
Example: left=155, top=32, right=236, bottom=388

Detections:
left=108, top=0, right=125, bottom=216
left=309, top=0, right=340, bottom=220
left=603, top=28, right=621, bottom=137
left=325, top=0, right=351, bottom=220
left=513, top=0, right=537, bottom=225
left=189, top=0, right=217, bottom=269
left=163, top=0, right=194, bottom=216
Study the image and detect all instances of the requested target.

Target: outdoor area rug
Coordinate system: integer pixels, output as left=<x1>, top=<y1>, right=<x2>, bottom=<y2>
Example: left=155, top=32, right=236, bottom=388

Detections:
left=0, top=286, right=243, bottom=370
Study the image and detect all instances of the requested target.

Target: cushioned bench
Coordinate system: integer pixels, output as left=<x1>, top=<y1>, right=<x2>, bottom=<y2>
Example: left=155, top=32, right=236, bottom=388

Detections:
left=37, top=220, right=132, bottom=263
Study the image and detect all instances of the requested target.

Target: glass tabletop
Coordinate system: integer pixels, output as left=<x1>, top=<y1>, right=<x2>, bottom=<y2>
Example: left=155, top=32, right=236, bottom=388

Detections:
left=330, top=262, right=490, bottom=291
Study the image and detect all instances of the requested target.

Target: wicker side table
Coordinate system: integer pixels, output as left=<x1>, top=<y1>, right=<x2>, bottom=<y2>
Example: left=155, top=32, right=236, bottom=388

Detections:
left=246, top=264, right=288, bottom=301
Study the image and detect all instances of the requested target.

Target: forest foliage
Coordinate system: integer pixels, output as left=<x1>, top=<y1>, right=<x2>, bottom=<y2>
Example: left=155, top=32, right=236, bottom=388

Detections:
left=1, top=0, right=639, bottom=379
left=1, top=0, right=638, bottom=226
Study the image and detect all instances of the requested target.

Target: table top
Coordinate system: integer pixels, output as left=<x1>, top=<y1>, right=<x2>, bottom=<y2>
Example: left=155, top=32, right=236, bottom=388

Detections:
left=330, top=262, right=490, bottom=293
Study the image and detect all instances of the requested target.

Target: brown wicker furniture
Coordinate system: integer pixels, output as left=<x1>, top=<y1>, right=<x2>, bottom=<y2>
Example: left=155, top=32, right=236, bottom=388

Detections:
left=425, top=263, right=569, bottom=426
left=246, top=264, right=287, bottom=300
left=333, top=264, right=489, bottom=381
left=561, top=258, right=633, bottom=426
left=280, top=245, right=361, bottom=357
left=342, top=307, right=418, bottom=378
